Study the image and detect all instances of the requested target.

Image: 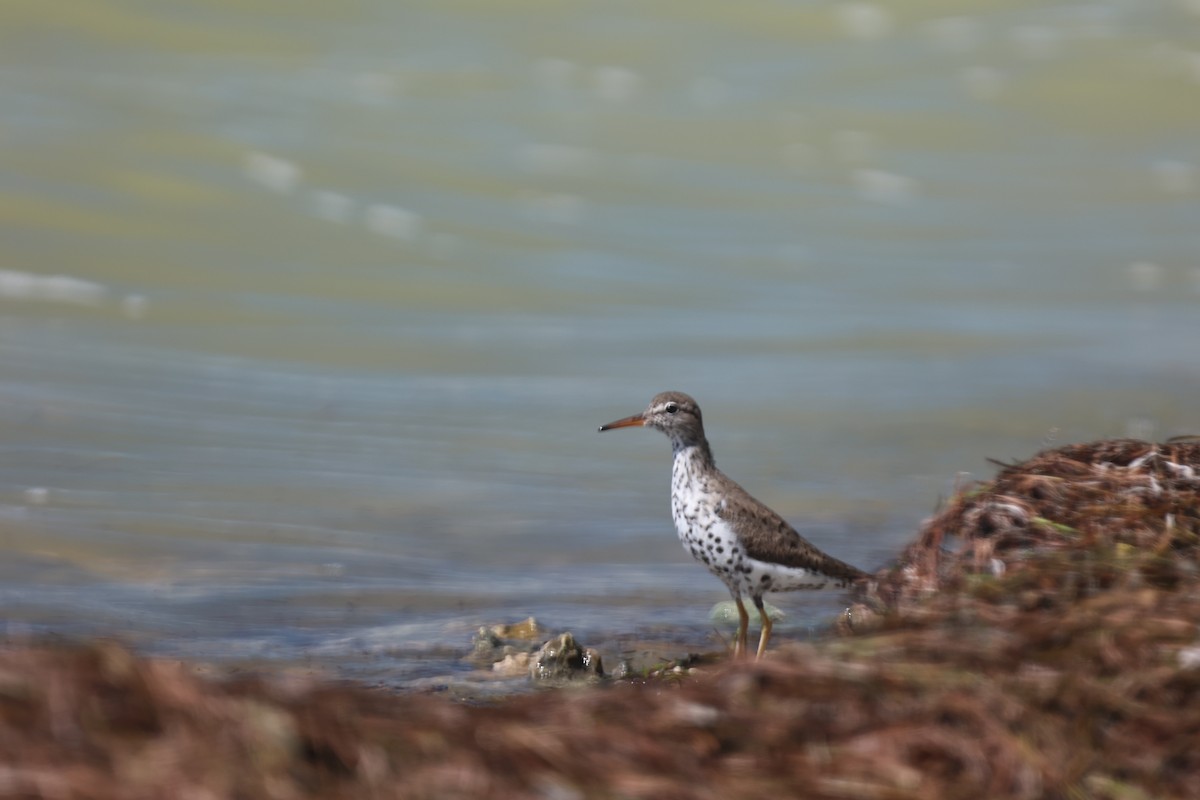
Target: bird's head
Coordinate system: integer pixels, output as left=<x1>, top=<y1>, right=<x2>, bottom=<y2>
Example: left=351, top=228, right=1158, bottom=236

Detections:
left=599, top=391, right=705, bottom=448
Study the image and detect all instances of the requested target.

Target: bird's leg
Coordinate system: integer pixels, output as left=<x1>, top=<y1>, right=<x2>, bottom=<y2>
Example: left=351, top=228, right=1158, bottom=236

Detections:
left=733, top=596, right=749, bottom=658
left=753, top=595, right=772, bottom=660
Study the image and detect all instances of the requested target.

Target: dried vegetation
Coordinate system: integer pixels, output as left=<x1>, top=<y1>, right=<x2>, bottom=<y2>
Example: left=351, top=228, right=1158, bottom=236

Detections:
left=879, top=437, right=1200, bottom=608
left=3, top=438, right=1200, bottom=799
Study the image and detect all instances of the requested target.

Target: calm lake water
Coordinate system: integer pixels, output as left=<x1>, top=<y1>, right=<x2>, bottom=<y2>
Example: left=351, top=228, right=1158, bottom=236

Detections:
left=2, top=1, right=1198, bottom=687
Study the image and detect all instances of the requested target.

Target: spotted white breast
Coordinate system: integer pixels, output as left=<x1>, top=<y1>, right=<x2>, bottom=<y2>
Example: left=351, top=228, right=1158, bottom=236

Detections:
left=670, top=445, right=836, bottom=597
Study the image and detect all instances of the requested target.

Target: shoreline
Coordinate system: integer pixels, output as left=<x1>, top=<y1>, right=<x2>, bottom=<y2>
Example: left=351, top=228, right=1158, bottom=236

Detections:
left=4, top=573, right=1197, bottom=798
left=4, top=437, right=1199, bottom=798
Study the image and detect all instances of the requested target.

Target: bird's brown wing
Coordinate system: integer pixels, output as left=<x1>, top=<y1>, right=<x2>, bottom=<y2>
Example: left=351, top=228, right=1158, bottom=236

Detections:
left=714, top=480, right=866, bottom=583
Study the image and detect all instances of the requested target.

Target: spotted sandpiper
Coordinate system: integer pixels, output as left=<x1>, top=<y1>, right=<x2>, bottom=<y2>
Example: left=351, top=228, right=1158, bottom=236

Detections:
left=599, top=391, right=866, bottom=659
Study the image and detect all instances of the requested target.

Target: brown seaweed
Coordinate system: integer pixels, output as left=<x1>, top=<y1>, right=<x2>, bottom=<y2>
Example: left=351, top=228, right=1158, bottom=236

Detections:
left=3, top=437, right=1200, bottom=799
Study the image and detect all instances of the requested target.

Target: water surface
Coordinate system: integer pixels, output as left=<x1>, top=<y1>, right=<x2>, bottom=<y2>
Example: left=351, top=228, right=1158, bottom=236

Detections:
left=1, top=0, right=1198, bottom=686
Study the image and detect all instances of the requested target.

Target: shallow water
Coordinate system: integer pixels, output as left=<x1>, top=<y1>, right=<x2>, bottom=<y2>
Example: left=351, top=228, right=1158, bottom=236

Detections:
left=1, top=1, right=1198, bottom=686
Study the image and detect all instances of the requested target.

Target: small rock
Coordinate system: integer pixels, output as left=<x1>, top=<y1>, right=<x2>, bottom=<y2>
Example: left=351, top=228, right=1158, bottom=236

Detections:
left=467, top=617, right=545, bottom=667
left=613, top=648, right=711, bottom=680
left=709, top=600, right=784, bottom=626
left=492, top=652, right=531, bottom=678
left=466, top=627, right=507, bottom=666
left=836, top=603, right=884, bottom=635
left=491, top=617, right=543, bottom=641
left=529, top=633, right=603, bottom=683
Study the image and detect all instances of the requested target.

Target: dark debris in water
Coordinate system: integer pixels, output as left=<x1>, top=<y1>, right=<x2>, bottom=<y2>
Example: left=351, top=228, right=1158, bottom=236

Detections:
left=4, top=437, right=1200, bottom=799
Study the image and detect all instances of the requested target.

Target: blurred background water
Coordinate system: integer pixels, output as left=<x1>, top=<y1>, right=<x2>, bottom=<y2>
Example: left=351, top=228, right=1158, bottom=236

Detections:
left=1, top=0, right=1198, bottom=686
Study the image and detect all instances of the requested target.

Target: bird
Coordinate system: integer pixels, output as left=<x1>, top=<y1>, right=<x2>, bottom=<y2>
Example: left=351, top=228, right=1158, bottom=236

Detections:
left=599, top=391, right=866, bottom=659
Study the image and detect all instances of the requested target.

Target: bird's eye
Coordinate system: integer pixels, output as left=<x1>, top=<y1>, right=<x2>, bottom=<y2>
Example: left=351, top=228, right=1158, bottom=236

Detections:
left=664, top=402, right=678, bottom=414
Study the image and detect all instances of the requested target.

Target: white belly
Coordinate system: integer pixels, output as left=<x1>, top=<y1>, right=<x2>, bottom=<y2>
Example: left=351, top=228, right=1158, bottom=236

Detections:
left=674, top=515, right=833, bottom=598
left=738, top=555, right=836, bottom=594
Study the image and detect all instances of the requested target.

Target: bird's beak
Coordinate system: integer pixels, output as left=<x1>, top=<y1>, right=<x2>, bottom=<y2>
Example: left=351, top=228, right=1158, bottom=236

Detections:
left=598, top=412, right=646, bottom=432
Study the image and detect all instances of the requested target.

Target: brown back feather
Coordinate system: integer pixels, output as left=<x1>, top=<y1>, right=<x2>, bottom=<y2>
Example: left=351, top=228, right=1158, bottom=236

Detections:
left=713, top=476, right=866, bottom=582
